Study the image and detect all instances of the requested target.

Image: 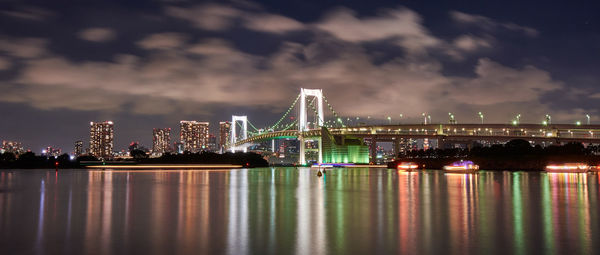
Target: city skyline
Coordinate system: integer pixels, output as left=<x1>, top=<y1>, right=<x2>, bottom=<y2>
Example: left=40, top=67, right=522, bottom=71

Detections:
left=1, top=0, right=599, bottom=152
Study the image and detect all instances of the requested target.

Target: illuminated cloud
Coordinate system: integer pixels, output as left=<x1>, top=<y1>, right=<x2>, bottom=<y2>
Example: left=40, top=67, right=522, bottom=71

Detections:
left=137, top=32, right=188, bottom=50
left=0, top=4, right=590, bottom=125
left=452, top=35, right=492, bottom=51
left=0, top=57, right=11, bottom=70
left=0, top=37, right=47, bottom=58
left=450, top=11, right=539, bottom=37
left=0, top=6, right=54, bottom=21
left=165, top=4, right=240, bottom=31
left=316, top=7, right=441, bottom=54
left=78, top=27, right=116, bottom=42
left=243, top=13, right=304, bottom=34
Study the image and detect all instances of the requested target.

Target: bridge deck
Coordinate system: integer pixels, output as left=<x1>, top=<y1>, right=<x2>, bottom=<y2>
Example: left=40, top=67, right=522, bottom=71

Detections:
left=231, top=124, right=600, bottom=147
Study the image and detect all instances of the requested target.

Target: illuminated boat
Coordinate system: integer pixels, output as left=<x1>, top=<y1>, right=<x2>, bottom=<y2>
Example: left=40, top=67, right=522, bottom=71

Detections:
left=397, top=162, right=419, bottom=171
left=545, top=163, right=589, bottom=173
left=443, top=160, right=479, bottom=173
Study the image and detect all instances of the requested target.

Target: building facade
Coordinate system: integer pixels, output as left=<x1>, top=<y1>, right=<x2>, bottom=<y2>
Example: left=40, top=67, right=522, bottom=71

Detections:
left=219, top=121, right=231, bottom=153
left=74, top=140, right=84, bottom=156
left=179, top=121, right=209, bottom=153
left=89, top=121, right=114, bottom=159
left=152, top=128, right=171, bottom=156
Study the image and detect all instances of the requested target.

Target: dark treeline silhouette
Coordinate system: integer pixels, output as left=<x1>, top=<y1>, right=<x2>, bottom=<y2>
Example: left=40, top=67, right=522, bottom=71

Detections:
left=0, top=152, right=80, bottom=169
left=393, top=139, right=600, bottom=171
left=136, top=151, right=268, bottom=167
left=0, top=151, right=268, bottom=169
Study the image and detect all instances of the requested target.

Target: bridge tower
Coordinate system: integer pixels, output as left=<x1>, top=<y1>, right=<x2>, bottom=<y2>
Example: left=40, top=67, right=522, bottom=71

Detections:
left=298, top=88, right=324, bottom=165
left=230, top=115, right=248, bottom=152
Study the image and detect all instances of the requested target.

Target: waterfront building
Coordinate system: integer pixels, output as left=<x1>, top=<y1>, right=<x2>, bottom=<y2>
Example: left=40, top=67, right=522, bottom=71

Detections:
left=74, top=140, right=84, bottom=156
left=219, top=121, right=231, bottom=153
left=208, top=134, right=218, bottom=152
left=1, top=141, right=24, bottom=154
left=89, top=121, right=114, bottom=159
left=174, top=142, right=184, bottom=154
left=43, top=146, right=62, bottom=157
left=152, top=128, right=171, bottom=156
left=179, top=121, right=209, bottom=153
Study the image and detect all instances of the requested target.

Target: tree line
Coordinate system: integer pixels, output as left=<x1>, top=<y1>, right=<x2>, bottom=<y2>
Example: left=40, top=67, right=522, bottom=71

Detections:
left=0, top=150, right=268, bottom=169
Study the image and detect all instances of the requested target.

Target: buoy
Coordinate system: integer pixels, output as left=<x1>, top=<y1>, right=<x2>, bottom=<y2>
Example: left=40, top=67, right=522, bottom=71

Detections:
left=317, top=170, right=323, bottom=177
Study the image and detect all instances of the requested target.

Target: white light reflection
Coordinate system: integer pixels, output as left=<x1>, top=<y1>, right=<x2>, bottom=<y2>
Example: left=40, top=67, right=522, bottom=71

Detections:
left=35, top=179, right=45, bottom=255
left=227, top=169, right=249, bottom=255
left=295, top=168, right=327, bottom=255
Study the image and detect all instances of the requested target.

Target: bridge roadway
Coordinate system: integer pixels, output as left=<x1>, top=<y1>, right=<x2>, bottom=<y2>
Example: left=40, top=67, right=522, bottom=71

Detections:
left=233, top=123, right=600, bottom=147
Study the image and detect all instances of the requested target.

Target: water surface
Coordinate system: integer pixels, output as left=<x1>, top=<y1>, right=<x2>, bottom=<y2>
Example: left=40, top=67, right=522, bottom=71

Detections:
left=0, top=168, right=598, bottom=255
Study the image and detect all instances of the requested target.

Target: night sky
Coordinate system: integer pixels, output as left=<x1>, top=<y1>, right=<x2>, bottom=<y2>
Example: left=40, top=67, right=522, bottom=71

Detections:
left=1, top=0, right=599, bottom=153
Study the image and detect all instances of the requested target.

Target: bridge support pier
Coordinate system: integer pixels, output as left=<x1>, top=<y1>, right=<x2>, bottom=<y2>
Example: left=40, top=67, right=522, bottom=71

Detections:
left=272, top=139, right=275, bottom=152
left=369, top=138, right=377, bottom=164
left=318, top=137, right=322, bottom=164
left=299, top=136, right=306, bottom=166
left=393, top=139, right=400, bottom=157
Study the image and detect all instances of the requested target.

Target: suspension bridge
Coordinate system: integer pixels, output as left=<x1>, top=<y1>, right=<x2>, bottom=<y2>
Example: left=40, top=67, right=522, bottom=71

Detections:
left=226, top=88, right=600, bottom=165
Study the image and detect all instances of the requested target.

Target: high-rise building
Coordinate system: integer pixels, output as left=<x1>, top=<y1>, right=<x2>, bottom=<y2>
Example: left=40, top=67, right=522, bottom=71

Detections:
left=219, top=121, right=231, bottom=152
left=89, top=121, right=114, bottom=159
left=179, top=121, right=209, bottom=153
left=208, top=134, right=217, bottom=152
left=74, top=140, right=84, bottom=156
left=152, top=128, right=171, bottom=156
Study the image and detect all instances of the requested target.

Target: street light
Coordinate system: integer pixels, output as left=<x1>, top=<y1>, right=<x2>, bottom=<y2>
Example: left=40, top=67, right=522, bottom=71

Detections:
left=545, top=114, right=551, bottom=125
left=387, top=116, right=392, bottom=124
left=422, top=113, right=427, bottom=124
left=576, top=121, right=581, bottom=126
left=478, top=112, right=484, bottom=124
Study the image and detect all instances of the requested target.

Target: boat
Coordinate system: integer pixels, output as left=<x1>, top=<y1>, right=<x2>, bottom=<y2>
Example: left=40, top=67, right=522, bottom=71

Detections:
left=397, top=162, right=419, bottom=171
left=443, top=160, right=479, bottom=173
left=545, top=163, right=589, bottom=173
left=590, top=166, right=600, bottom=172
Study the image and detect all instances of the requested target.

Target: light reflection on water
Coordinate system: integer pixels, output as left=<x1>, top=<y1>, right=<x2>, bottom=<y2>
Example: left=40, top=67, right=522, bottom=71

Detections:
left=0, top=168, right=598, bottom=255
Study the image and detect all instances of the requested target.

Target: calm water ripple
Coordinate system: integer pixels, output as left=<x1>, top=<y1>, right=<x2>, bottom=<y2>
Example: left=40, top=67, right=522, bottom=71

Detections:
left=0, top=168, right=598, bottom=255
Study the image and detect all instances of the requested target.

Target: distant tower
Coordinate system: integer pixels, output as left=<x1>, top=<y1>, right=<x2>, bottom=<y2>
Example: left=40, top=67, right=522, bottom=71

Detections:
left=152, top=128, right=171, bottom=156
left=89, top=121, right=114, bottom=159
left=74, top=140, right=84, bottom=156
left=219, top=121, right=231, bottom=153
left=179, top=121, right=209, bottom=153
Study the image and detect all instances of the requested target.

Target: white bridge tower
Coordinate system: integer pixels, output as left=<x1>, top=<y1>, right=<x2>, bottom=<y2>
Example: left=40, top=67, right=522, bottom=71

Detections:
left=298, top=88, right=324, bottom=165
left=230, top=115, right=248, bottom=152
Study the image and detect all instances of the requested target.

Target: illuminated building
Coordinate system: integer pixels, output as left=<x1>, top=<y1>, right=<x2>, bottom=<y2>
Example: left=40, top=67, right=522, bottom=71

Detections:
left=219, top=121, right=231, bottom=153
left=152, top=128, right=171, bottom=156
left=179, top=121, right=209, bottom=153
left=89, top=121, right=114, bottom=159
left=74, top=140, right=84, bottom=156
left=1, top=141, right=24, bottom=154
left=43, top=146, right=62, bottom=157
left=174, top=142, right=184, bottom=154
left=208, top=134, right=217, bottom=152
